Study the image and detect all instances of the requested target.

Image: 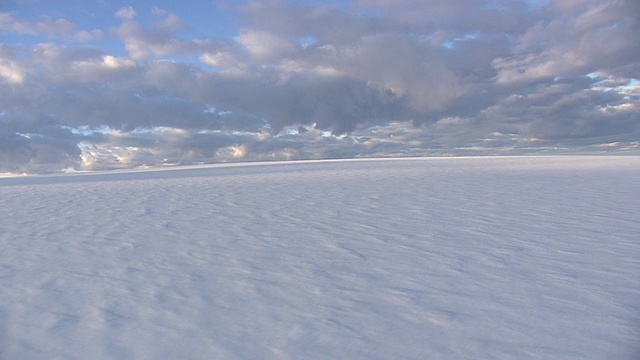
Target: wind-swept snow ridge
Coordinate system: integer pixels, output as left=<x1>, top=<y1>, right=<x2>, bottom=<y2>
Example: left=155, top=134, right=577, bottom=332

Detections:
left=1, top=156, right=639, bottom=359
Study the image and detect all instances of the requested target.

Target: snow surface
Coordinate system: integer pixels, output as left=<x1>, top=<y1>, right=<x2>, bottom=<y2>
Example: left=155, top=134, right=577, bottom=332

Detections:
left=1, top=156, right=639, bottom=359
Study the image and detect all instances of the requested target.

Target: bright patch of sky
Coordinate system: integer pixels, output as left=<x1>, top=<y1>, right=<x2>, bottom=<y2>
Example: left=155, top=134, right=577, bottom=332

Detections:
left=441, top=32, right=480, bottom=49
left=297, top=35, right=319, bottom=47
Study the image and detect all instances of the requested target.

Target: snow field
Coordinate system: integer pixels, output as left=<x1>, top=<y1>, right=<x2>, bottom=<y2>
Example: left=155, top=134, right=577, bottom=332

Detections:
left=0, top=156, right=639, bottom=359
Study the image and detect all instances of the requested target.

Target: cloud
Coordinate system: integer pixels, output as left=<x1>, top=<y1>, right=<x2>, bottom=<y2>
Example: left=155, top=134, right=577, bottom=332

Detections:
left=110, top=9, right=219, bottom=60
left=110, top=21, right=188, bottom=60
left=0, top=45, right=25, bottom=83
left=235, top=30, right=299, bottom=62
left=0, top=12, right=103, bottom=40
left=115, top=6, right=137, bottom=20
left=479, top=77, right=640, bottom=140
left=0, top=0, right=638, bottom=174
left=0, top=126, right=83, bottom=173
left=494, top=1, right=640, bottom=83
left=151, top=7, right=187, bottom=31
left=0, top=133, right=32, bottom=171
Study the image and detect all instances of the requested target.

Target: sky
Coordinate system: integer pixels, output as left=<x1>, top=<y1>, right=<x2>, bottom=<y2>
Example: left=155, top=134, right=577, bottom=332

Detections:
left=1, top=0, right=639, bottom=174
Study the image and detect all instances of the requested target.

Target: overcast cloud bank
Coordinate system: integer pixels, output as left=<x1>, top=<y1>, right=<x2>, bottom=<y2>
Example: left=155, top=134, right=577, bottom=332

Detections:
left=1, top=0, right=639, bottom=174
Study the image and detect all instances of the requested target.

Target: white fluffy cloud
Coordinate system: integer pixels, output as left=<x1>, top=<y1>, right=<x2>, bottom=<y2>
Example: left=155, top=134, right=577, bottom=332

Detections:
left=115, top=6, right=137, bottom=20
left=0, top=46, right=25, bottom=83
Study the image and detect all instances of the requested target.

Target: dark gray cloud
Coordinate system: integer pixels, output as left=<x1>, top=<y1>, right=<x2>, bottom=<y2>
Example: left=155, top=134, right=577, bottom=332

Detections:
left=0, top=0, right=638, bottom=174
left=0, top=133, right=32, bottom=171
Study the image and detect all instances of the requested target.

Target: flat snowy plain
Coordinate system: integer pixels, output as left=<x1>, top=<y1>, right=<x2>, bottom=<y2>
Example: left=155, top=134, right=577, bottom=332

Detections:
left=1, top=156, right=639, bottom=359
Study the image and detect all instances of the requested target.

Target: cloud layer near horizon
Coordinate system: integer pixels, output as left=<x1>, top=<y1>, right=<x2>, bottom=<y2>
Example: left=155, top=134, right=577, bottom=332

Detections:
left=1, top=0, right=639, bottom=173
